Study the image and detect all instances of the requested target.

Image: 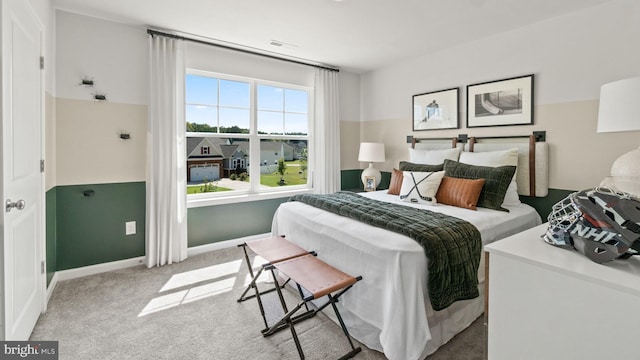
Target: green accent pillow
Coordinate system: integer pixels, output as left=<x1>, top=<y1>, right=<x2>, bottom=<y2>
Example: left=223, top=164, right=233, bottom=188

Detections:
left=443, top=159, right=516, bottom=212
left=399, top=161, right=444, bottom=172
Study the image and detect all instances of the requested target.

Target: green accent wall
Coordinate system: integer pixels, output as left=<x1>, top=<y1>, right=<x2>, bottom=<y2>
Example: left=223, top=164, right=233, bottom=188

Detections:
left=43, top=175, right=573, bottom=276
left=520, top=188, right=575, bottom=222
left=341, top=169, right=391, bottom=191
left=46, top=188, right=57, bottom=286
left=55, top=182, right=146, bottom=270
left=340, top=169, right=362, bottom=191
left=187, top=197, right=290, bottom=247
left=48, top=181, right=290, bottom=273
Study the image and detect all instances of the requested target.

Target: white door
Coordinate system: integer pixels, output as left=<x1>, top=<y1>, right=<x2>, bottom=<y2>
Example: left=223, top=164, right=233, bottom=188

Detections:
left=1, top=0, right=44, bottom=340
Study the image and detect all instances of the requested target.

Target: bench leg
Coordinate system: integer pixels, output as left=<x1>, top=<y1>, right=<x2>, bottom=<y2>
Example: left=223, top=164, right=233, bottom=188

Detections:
left=237, top=244, right=273, bottom=330
left=328, top=294, right=361, bottom=358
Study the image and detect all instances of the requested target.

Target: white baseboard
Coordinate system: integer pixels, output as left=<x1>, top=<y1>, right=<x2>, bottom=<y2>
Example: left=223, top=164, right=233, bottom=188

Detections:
left=54, top=256, right=145, bottom=282
left=187, top=232, right=271, bottom=256
left=47, top=272, right=59, bottom=302
left=45, top=256, right=144, bottom=302
left=46, top=232, right=271, bottom=288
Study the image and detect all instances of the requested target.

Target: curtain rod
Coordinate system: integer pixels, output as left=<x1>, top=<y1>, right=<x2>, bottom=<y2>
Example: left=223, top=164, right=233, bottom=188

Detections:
left=147, top=29, right=339, bottom=73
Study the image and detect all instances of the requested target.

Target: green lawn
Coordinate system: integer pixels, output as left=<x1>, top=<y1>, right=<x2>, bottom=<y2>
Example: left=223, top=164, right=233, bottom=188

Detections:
left=260, top=171, right=307, bottom=187
left=187, top=184, right=232, bottom=194
left=187, top=160, right=307, bottom=192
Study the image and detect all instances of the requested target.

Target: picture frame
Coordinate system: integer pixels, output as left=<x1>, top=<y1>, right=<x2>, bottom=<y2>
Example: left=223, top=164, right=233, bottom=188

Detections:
left=364, top=176, right=376, bottom=192
left=466, top=74, right=534, bottom=128
left=412, top=87, right=459, bottom=131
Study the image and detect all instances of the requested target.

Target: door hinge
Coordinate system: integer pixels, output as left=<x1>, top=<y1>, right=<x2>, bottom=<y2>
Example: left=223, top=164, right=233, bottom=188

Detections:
left=41, top=261, right=45, bottom=274
left=40, top=160, right=45, bottom=173
left=40, top=56, right=44, bottom=70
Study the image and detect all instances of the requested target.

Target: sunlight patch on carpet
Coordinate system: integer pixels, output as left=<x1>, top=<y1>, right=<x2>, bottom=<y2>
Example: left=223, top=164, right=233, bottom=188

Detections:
left=160, top=259, right=242, bottom=292
left=138, top=290, right=188, bottom=317
left=138, top=259, right=244, bottom=317
left=139, top=277, right=236, bottom=317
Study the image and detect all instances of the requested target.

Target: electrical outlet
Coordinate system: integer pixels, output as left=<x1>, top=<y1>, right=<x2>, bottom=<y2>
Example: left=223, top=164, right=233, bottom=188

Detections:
left=125, top=221, right=136, bottom=235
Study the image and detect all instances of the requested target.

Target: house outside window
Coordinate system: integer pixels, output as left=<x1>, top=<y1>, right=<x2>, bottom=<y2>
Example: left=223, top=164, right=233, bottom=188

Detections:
left=185, top=71, right=312, bottom=201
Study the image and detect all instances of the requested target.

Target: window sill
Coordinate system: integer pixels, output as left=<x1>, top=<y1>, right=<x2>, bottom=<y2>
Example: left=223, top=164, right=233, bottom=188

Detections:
left=187, top=188, right=312, bottom=208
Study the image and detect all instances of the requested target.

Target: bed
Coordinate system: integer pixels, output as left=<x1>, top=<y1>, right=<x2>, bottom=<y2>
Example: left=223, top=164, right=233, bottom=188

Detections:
left=271, top=133, right=547, bottom=360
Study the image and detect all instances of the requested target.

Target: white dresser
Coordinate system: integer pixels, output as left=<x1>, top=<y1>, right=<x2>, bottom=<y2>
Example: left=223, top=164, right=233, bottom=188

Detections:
left=484, top=223, right=640, bottom=360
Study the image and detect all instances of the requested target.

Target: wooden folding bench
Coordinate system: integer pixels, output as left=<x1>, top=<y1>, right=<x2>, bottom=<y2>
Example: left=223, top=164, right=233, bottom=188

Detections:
left=237, top=236, right=313, bottom=331
left=263, top=253, right=363, bottom=360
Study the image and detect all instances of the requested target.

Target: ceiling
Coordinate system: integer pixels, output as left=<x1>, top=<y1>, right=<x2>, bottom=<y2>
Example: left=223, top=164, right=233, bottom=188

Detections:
left=53, top=0, right=613, bottom=73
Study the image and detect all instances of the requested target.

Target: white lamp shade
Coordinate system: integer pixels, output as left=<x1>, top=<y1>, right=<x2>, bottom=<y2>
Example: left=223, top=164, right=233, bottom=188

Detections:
left=597, top=76, right=640, bottom=133
left=358, top=142, right=386, bottom=163
left=597, top=76, right=640, bottom=197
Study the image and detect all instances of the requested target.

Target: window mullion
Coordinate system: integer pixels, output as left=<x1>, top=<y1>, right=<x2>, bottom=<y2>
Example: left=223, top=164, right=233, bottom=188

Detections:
left=216, top=79, right=221, bottom=133
left=282, top=91, right=286, bottom=136
left=249, top=80, right=260, bottom=193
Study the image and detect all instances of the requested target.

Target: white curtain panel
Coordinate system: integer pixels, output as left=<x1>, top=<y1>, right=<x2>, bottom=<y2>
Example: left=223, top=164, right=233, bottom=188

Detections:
left=314, top=68, right=341, bottom=194
left=146, top=35, right=188, bottom=267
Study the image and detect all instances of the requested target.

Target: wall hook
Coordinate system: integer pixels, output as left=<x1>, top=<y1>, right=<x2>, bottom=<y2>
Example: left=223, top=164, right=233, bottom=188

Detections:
left=79, top=77, right=95, bottom=87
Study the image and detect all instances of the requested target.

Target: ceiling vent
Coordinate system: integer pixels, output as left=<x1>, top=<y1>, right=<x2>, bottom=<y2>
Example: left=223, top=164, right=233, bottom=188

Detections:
left=269, top=40, right=298, bottom=50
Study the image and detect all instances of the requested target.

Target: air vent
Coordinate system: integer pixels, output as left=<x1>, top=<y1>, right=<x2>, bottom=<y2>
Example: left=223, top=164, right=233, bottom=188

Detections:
left=269, top=40, right=298, bottom=50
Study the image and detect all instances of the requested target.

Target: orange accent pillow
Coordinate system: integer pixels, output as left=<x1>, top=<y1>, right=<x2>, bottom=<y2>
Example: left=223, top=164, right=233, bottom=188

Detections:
left=387, top=168, right=403, bottom=195
left=435, top=176, right=485, bottom=210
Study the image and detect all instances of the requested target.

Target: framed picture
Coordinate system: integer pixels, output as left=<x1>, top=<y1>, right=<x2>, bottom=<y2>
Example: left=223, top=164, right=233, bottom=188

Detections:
left=364, top=176, right=376, bottom=192
left=467, top=74, right=534, bottom=128
left=412, top=87, right=459, bottom=131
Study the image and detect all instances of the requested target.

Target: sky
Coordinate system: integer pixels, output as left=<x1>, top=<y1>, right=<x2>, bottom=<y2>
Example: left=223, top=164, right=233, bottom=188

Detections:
left=185, top=74, right=309, bottom=135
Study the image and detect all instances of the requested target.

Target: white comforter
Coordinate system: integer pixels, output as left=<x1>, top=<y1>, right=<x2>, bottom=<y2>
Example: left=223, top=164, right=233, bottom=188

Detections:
left=271, top=191, right=541, bottom=360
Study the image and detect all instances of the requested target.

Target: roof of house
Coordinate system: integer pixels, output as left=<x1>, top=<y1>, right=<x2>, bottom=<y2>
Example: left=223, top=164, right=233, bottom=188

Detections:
left=219, top=144, right=242, bottom=158
left=187, top=137, right=227, bottom=158
left=260, top=142, right=293, bottom=152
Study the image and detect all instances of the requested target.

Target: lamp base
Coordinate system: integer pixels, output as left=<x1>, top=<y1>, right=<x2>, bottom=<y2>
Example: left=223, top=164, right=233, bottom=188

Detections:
left=361, top=163, right=382, bottom=190
left=610, top=145, right=640, bottom=197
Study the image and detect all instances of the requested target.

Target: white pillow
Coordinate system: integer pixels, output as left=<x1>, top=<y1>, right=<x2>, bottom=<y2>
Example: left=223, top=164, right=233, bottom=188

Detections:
left=459, top=148, right=520, bottom=207
left=399, top=171, right=444, bottom=205
left=408, top=147, right=461, bottom=165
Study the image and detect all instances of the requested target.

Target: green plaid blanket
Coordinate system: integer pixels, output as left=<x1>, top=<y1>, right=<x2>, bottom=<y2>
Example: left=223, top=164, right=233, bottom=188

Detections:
left=290, top=191, right=481, bottom=311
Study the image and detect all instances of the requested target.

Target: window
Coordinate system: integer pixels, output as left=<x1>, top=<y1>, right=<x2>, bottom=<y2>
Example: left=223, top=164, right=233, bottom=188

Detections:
left=185, top=71, right=311, bottom=200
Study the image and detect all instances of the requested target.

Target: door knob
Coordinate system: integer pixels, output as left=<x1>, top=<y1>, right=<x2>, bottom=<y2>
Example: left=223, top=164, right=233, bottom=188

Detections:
left=6, top=199, right=25, bottom=212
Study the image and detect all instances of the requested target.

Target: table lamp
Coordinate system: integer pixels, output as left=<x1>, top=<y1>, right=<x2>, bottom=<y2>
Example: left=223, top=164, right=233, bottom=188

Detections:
left=597, top=76, right=640, bottom=197
left=358, top=142, right=385, bottom=189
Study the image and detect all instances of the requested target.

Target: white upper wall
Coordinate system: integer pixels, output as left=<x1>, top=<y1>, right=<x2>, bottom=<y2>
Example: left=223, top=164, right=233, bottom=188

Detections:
left=338, top=71, right=361, bottom=122
left=55, top=12, right=361, bottom=113
left=361, top=0, right=640, bottom=121
left=52, top=10, right=363, bottom=185
left=357, top=0, right=640, bottom=190
left=55, top=10, right=148, bottom=105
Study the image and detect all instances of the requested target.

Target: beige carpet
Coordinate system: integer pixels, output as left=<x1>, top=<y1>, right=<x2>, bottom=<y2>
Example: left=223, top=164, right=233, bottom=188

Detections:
left=31, top=246, right=484, bottom=359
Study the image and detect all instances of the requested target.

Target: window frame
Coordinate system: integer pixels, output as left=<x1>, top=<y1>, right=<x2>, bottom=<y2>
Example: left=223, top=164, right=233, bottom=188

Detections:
left=186, top=69, right=314, bottom=208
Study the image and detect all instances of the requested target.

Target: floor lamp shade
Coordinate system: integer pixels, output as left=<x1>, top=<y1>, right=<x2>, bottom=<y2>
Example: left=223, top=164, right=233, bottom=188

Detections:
left=597, top=76, right=640, bottom=196
left=358, top=142, right=385, bottom=188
